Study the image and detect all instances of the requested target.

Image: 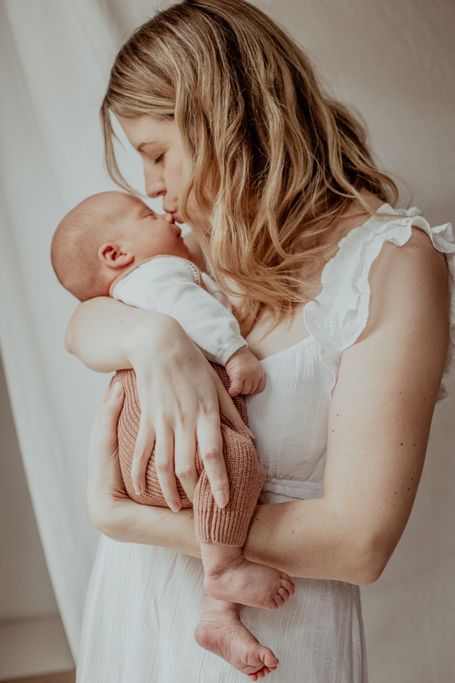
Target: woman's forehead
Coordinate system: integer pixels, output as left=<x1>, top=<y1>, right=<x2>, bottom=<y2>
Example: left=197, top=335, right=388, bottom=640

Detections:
left=116, top=114, right=175, bottom=150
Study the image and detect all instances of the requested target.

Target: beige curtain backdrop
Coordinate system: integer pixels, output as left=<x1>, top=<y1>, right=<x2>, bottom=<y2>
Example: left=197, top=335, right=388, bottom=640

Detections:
left=0, top=1, right=453, bottom=681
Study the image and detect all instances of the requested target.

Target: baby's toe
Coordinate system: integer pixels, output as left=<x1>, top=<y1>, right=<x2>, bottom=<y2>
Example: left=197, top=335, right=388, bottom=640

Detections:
left=272, top=594, right=285, bottom=609
left=262, top=647, right=278, bottom=668
left=280, top=574, right=295, bottom=592
left=278, top=586, right=291, bottom=602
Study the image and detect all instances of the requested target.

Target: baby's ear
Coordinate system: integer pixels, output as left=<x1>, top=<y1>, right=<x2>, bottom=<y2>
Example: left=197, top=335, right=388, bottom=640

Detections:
left=98, top=242, right=134, bottom=269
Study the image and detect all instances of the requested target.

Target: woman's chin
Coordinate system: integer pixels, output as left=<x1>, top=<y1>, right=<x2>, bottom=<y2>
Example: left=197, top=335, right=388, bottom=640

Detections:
left=179, top=240, right=191, bottom=258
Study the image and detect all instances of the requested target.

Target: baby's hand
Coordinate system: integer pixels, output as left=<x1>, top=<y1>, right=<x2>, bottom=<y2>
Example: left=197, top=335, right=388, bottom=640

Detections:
left=225, top=346, right=266, bottom=397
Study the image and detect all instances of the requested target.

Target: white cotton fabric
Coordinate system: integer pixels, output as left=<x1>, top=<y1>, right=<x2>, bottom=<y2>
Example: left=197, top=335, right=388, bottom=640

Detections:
left=76, top=204, right=455, bottom=683
left=112, top=256, right=246, bottom=365
left=304, top=203, right=455, bottom=403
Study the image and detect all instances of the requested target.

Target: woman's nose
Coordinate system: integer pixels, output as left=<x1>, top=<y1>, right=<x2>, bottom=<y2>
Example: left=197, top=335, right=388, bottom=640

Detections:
left=144, top=165, right=165, bottom=199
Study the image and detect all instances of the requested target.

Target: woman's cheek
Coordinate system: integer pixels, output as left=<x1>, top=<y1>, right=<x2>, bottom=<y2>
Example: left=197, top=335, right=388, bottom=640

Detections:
left=187, top=199, right=211, bottom=234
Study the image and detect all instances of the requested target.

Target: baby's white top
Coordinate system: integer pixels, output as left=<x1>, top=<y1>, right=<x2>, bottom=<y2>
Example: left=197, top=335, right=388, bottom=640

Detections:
left=78, top=204, right=455, bottom=682
left=111, top=255, right=246, bottom=365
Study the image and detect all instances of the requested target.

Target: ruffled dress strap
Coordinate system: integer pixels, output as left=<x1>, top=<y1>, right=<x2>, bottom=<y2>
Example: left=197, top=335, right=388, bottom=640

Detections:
left=303, top=203, right=455, bottom=402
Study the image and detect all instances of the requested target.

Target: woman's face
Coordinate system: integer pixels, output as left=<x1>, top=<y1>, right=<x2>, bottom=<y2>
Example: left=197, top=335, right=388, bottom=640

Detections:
left=117, top=114, right=209, bottom=231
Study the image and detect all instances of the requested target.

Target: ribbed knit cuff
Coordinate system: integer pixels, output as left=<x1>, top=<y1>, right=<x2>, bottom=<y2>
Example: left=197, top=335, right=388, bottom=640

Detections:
left=193, top=423, right=266, bottom=546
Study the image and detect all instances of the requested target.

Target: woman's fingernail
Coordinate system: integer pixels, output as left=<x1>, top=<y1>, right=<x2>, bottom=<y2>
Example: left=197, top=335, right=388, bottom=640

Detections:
left=110, top=382, right=123, bottom=398
left=214, top=490, right=228, bottom=508
left=170, top=500, right=181, bottom=512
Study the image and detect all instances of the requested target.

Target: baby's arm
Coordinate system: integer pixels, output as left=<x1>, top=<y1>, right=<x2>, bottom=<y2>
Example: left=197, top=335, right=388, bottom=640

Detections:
left=112, top=256, right=265, bottom=395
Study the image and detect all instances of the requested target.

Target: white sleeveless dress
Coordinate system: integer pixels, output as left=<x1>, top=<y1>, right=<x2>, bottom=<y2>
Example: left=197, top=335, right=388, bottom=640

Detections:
left=76, top=204, right=455, bottom=683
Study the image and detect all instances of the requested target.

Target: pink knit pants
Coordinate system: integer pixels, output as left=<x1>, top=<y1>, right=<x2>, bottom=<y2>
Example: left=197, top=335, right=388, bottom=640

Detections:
left=114, top=364, right=267, bottom=546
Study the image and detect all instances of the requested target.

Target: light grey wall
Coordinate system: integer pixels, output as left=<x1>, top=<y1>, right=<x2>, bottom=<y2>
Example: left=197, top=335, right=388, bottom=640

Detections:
left=0, top=355, right=59, bottom=620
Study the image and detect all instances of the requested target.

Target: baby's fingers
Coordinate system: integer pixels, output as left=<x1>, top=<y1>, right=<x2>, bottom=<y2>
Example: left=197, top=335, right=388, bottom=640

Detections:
left=215, top=373, right=255, bottom=440
left=251, top=374, right=266, bottom=395
left=228, top=377, right=243, bottom=397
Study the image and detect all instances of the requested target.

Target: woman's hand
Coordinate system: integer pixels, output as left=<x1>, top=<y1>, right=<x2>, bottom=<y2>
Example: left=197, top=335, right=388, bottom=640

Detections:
left=86, top=312, right=251, bottom=528
left=86, top=378, right=198, bottom=553
left=124, top=316, right=251, bottom=511
left=86, top=379, right=130, bottom=530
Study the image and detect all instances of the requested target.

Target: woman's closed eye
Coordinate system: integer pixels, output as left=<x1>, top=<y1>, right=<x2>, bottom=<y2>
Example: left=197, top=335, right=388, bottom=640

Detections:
left=139, top=147, right=164, bottom=165
left=142, top=150, right=164, bottom=165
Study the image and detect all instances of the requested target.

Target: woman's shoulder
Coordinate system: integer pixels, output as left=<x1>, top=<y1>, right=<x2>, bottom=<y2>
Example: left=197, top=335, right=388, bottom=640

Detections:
left=304, top=199, right=455, bottom=401
left=358, top=211, right=450, bottom=345
left=317, top=199, right=454, bottom=303
left=333, top=201, right=454, bottom=299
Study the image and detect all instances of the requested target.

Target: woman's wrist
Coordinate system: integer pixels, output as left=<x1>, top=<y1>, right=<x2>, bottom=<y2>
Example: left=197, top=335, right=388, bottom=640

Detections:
left=95, top=496, right=272, bottom=565
left=97, top=499, right=287, bottom=572
left=123, top=312, right=186, bottom=369
left=98, top=498, right=202, bottom=559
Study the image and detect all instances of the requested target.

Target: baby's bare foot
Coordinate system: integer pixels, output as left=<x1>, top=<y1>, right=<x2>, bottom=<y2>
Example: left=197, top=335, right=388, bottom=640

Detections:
left=195, top=597, right=278, bottom=680
left=204, top=557, right=295, bottom=610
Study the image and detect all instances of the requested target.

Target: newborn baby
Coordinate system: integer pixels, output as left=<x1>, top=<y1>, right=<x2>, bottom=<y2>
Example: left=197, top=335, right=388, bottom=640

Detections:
left=51, top=191, right=295, bottom=677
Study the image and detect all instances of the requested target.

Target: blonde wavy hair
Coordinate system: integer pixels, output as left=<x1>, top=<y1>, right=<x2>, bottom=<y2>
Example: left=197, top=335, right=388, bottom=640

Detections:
left=101, top=0, right=400, bottom=336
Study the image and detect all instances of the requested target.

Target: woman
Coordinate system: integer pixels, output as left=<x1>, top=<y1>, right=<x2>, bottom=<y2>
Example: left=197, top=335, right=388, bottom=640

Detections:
left=70, top=1, right=454, bottom=681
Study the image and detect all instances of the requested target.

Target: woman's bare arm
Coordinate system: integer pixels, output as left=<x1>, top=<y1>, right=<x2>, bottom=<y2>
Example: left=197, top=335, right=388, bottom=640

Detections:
left=65, top=296, right=175, bottom=372
left=96, top=493, right=359, bottom=582
left=94, top=227, right=450, bottom=587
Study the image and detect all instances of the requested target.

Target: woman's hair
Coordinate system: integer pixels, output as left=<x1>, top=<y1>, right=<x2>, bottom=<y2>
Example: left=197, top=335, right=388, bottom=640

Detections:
left=101, top=0, right=400, bottom=336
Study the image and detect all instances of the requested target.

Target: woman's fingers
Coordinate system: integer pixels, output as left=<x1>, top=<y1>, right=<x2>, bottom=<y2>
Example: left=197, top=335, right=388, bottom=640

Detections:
left=91, top=380, right=124, bottom=450
left=196, top=412, right=228, bottom=508
left=88, top=380, right=124, bottom=476
left=124, top=330, right=252, bottom=515
left=131, top=414, right=156, bottom=496
left=154, top=424, right=181, bottom=512
left=174, top=426, right=198, bottom=502
left=87, top=380, right=126, bottom=521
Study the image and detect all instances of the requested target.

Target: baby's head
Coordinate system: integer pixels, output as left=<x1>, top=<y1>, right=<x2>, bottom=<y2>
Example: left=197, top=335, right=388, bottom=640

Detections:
left=51, top=191, right=188, bottom=300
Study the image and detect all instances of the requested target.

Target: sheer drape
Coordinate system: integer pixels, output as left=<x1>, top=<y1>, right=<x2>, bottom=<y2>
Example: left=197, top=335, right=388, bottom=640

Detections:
left=1, top=1, right=453, bottom=680
left=0, top=0, right=151, bottom=656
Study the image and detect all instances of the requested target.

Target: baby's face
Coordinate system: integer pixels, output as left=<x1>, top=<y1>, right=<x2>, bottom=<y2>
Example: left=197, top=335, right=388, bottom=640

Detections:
left=114, top=195, right=190, bottom=262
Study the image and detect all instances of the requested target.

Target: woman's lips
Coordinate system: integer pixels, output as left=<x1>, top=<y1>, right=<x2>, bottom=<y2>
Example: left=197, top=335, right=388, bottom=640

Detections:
left=172, top=211, right=184, bottom=224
